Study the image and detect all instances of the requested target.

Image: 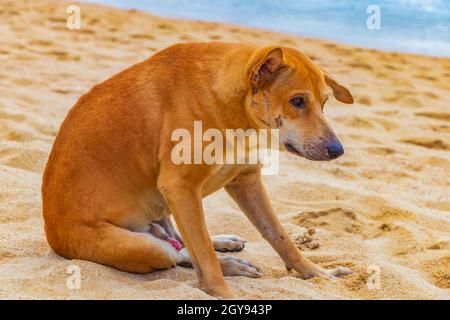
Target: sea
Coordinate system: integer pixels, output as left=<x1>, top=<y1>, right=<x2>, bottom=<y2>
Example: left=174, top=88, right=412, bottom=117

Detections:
left=82, top=0, right=450, bottom=57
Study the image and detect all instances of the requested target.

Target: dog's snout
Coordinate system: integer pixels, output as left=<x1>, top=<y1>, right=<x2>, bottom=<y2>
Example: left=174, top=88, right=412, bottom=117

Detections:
left=326, top=140, right=344, bottom=159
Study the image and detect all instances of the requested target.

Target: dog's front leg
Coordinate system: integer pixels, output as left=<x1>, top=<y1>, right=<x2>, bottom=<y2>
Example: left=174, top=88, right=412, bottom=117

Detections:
left=158, top=180, right=237, bottom=299
left=225, top=167, right=351, bottom=279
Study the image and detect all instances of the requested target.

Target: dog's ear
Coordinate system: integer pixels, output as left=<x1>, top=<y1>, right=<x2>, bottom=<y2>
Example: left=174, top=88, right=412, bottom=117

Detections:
left=248, top=47, right=284, bottom=93
left=323, top=72, right=354, bottom=104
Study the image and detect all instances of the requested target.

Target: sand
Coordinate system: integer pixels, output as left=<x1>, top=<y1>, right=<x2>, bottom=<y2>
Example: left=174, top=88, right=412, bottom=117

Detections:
left=0, top=0, right=449, bottom=300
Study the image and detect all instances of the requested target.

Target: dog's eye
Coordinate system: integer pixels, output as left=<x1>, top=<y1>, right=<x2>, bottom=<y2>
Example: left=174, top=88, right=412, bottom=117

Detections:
left=290, top=96, right=306, bottom=109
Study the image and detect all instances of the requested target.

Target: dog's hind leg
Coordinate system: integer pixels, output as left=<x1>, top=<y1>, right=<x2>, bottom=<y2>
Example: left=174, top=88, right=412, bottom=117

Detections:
left=176, top=247, right=261, bottom=278
left=158, top=217, right=247, bottom=253
left=157, top=217, right=247, bottom=252
left=211, top=235, right=247, bottom=253
left=148, top=222, right=259, bottom=277
left=149, top=221, right=259, bottom=277
left=59, top=222, right=185, bottom=274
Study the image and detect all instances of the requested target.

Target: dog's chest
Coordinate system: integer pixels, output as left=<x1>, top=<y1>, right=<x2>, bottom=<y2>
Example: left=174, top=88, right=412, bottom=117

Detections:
left=201, top=164, right=245, bottom=197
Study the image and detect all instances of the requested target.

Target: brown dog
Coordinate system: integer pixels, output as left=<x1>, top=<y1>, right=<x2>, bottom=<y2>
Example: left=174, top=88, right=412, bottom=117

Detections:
left=42, top=42, right=354, bottom=298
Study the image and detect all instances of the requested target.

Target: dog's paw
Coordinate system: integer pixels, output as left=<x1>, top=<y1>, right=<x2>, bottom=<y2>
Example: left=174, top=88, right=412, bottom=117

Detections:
left=176, top=248, right=193, bottom=268
left=212, top=234, right=247, bottom=253
left=299, top=265, right=352, bottom=280
left=328, top=266, right=353, bottom=278
left=218, top=256, right=262, bottom=278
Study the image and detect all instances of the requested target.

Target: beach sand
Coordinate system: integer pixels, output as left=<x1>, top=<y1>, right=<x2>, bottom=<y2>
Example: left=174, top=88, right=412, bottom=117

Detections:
left=0, top=0, right=449, bottom=299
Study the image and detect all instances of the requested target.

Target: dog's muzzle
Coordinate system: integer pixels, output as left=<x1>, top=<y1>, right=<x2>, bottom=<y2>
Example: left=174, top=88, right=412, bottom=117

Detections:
left=283, top=138, right=344, bottom=161
left=325, top=140, right=344, bottom=159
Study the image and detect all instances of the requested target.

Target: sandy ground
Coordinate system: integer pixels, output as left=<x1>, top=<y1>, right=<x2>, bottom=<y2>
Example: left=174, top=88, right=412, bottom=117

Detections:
left=0, top=0, right=449, bottom=299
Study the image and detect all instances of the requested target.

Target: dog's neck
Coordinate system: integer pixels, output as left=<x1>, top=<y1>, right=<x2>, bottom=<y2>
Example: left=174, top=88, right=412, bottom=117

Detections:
left=206, top=47, right=261, bottom=132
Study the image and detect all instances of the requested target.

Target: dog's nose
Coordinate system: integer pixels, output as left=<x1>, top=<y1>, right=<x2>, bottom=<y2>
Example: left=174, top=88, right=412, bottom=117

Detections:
left=326, top=140, right=344, bottom=159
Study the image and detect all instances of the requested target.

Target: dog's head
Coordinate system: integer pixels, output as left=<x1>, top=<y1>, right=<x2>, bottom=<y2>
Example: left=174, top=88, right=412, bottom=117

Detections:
left=245, top=46, right=353, bottom=161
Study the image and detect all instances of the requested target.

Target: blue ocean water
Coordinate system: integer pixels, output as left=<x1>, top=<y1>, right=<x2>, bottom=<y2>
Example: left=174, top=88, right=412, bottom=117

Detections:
left=83, top=0, right=450, bottom=57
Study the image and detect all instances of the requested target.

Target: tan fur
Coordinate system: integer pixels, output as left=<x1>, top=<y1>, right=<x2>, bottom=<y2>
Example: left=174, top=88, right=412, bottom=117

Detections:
left=42, top=42, right=354, bottom=298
